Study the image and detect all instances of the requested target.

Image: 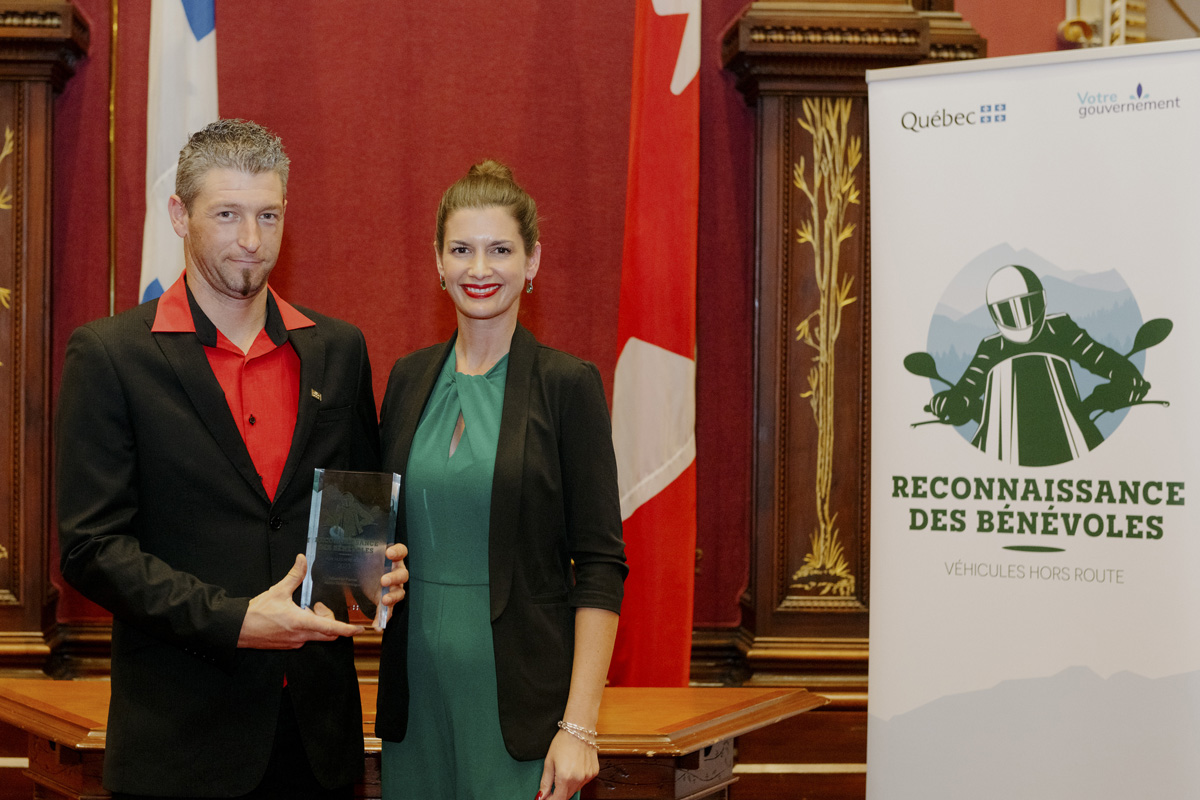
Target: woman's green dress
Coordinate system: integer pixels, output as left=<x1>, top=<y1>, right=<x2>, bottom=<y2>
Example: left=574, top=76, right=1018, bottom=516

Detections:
left=381, top=352, right=548, bottom=799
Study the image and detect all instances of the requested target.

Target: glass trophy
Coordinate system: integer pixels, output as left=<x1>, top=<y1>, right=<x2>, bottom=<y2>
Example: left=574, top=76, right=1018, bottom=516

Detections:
left=300, top=469, right=401, bottom=631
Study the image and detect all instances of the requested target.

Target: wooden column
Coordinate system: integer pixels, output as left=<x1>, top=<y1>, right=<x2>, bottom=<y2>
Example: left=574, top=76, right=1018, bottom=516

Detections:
left=721, top=1, right=983, bottom=697
left=0, top=2, right=88, bottom=676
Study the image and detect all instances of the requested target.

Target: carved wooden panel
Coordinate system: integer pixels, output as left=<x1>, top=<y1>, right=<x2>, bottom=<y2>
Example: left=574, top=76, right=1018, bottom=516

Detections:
left=0, top=81, right=14, bottom=607
left=743, top=86, right=872, bottom=667
left=773, top=93, right=869, bottom=615
left=0, top=2, right=86, bottom=674
left=722, top=2, right=983, bottom=686
left=0, top=75, right=53, bottom=671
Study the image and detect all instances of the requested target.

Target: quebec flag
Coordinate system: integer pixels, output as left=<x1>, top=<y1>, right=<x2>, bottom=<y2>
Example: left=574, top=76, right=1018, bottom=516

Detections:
left=139, top=0, right=218, bottom=303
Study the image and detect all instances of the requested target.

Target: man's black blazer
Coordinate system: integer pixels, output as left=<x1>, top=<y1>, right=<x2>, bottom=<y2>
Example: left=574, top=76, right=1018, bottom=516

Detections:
left=374, top=323, right=627, bottom=761
left=56, top=296, right=380, bottom=795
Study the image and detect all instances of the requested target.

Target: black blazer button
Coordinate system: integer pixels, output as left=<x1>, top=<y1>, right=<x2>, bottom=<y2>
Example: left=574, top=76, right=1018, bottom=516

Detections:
left=269, top=516, right=283, bottom=530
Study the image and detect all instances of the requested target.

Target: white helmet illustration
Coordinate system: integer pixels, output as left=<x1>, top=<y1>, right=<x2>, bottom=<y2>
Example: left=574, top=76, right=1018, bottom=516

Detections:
left=986, top=265, right=1046, bottom=343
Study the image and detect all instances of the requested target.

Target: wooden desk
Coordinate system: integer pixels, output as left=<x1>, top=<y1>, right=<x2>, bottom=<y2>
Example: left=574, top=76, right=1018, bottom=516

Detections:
left=0, top=679, right=825, bottom=800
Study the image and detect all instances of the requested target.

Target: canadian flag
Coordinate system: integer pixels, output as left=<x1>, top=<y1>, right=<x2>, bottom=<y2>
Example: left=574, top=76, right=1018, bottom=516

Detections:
left=608, top=0, right=700, bottom=687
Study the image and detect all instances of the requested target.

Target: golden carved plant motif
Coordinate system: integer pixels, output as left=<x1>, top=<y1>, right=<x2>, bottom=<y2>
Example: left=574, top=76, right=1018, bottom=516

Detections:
left=0, top=126, right=12, bottom=210
left=0, top=124, right=12, bottom=558
left=0, top=286, right=7, bottom=368
left=1, top=125, right=10, bottom=369
left=790, top=97, right=860, bottom=598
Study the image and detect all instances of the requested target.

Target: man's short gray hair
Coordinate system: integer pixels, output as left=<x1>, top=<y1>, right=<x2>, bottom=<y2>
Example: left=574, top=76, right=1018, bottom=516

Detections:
left=175, top=119, right=290, bottom=211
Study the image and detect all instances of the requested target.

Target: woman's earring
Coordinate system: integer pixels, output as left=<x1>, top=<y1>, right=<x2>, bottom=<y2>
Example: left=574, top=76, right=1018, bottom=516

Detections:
left=440, top=277, right=446, bottom=290
left=526, top=280, right=533, bottom=294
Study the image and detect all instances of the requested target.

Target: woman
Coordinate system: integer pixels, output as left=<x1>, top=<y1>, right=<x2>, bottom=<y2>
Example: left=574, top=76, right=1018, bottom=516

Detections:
left=375, top=161, right=628, bottom=800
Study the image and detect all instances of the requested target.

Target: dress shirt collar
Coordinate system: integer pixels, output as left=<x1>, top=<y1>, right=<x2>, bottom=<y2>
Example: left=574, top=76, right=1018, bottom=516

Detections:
left=150, top=273, right=315, bottom=346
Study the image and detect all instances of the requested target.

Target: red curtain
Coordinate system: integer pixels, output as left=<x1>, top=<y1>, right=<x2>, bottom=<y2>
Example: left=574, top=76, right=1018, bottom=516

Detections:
left=51, top=0, right=754, bottom=631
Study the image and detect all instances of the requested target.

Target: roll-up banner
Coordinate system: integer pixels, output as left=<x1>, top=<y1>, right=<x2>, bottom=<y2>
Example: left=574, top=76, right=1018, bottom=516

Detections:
left=867, top=40, right=1200, bottom=799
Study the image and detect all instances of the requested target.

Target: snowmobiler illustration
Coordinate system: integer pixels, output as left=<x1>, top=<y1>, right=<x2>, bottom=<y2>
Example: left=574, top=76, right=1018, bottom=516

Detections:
left=907, top=264, right=1169, bottom=467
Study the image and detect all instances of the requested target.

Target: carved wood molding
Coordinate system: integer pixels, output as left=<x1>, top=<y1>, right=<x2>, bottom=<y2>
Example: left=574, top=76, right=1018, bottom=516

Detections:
left=722, top=2, right=984, bottom=99
left=924, top=9, right=989, bottom=61
left=43, top=621, right=110, bottom=678
left=690, top=627, right=867, bottom=709
left=0, top=629, right=50, bottom=676
left=44, top=622, right=388, bottom=681
left=0, top=2, right=88, bottom=89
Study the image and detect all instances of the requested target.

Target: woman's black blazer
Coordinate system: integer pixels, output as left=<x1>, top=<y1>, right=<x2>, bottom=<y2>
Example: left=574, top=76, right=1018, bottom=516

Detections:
left=375, top=323, right=627, bottom=760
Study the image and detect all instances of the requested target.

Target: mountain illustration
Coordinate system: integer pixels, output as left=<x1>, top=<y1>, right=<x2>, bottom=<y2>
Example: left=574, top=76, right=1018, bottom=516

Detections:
left=867, top=666, right=1200, bottom=799
left=934, top=243, right=1093, bottom=317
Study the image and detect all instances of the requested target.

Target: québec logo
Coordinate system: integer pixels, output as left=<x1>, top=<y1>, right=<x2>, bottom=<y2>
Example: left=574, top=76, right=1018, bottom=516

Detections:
left=900, top=103, right=1008, bottom=133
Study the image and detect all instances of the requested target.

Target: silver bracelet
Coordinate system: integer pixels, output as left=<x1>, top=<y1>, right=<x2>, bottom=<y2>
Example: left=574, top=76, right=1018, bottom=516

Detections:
left=557, top=720, right=599, bottom=750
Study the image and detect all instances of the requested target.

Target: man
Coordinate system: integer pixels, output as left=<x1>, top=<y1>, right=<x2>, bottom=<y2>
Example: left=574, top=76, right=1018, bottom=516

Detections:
left=57, top=119, right=404, bottom=799
left=928, top=264, right=1150, bottom=466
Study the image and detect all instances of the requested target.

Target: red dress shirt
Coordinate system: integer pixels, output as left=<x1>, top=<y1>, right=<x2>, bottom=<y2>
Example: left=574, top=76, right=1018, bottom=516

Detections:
left=151, top=275, right=315, bottom=500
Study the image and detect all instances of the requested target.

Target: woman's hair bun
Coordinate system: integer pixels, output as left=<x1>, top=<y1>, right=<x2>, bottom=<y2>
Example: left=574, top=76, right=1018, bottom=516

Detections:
left=469, top=159, right=514, bottom=182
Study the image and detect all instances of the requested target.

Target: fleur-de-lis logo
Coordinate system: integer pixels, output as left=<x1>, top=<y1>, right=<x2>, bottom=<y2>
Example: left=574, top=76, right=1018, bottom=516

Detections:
left=1130, top=83, right=1149, bottom=100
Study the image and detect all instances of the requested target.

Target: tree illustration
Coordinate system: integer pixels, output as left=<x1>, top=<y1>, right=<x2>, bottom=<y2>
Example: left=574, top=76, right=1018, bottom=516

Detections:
left=790, top=98, right=859, bottom=597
